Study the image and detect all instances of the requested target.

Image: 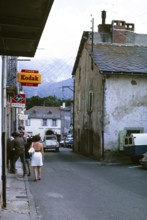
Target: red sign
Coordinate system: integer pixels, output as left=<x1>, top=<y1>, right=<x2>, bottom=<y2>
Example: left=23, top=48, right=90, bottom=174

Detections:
left=21, top=83, right=38, bottom=87
left=11, top=94, right=26, bottom=108
left=21, top=69, right=39, bottom=73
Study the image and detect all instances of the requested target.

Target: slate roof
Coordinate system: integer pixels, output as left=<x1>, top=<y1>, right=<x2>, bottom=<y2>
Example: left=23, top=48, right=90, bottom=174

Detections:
left=25, top=106, right=61, bottom=119
left=90, top=44, right=147, bottom=74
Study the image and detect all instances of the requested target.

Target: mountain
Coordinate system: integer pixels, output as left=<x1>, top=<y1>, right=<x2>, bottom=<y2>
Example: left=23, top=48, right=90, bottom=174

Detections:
left=22, top=78, right=74, bottom=99
left=19, top=57, right=75, bottom=99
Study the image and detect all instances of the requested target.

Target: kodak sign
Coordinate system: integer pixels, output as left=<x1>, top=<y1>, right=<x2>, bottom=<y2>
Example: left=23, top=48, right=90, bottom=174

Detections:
left=17, top=69, right=42, bottom=84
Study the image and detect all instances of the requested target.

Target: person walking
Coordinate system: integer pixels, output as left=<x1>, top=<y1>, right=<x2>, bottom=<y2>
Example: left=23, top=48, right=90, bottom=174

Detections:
left=31, top=134, right=44, bottom=182
left=11, top=131, right=27, bottom=177
left=25, top=137, right=33, bottom=176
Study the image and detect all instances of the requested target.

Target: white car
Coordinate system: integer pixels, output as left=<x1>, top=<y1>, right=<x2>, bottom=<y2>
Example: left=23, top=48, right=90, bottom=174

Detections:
left=44, top=135, right=59, bottom=152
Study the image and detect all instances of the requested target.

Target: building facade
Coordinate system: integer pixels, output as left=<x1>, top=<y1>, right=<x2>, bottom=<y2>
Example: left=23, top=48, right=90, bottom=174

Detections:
left=24, top=105, right=72, bottom=140
left=72, top=11, right=147, bottom=159
left=25, top=106, right=61, bottom=140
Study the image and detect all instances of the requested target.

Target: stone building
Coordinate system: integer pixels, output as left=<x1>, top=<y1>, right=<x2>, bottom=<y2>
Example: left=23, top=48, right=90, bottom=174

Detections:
left=72, top=11, right=147, bottom=159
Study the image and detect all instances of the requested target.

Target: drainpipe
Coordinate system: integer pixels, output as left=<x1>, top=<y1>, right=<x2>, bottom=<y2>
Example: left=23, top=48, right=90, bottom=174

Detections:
left=1, top=56, right=7, bottom=208
left=101, top=76, right=106, bottom=160
left=72, top=76, right=75, bottom=152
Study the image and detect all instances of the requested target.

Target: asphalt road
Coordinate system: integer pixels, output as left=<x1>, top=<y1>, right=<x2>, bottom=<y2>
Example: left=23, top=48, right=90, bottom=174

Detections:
left=28, top=148, right=147, bottom=220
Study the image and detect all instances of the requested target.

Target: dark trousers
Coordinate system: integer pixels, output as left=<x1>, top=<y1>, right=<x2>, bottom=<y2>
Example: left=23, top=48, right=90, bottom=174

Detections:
left=11, top=153, right=27, bottom=174
left=9, top=150, right=16, bottom=172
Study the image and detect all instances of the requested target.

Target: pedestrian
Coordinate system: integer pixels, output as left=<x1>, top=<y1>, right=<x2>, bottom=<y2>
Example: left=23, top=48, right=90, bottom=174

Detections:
left=11, top=131, right=27, bottom=177
left=25, top=137, right=33, bottom=176
left=31, top=134, right=44, bottom=182
left=7, top=134, right=15, bottom=173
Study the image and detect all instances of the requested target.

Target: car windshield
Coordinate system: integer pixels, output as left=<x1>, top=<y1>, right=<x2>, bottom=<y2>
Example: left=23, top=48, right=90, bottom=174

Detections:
left=46, top=136, right=56, bottom=140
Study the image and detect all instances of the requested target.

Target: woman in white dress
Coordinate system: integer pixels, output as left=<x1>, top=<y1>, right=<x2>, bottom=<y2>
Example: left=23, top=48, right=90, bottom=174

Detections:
left=31, top=135, right=44, bottom=181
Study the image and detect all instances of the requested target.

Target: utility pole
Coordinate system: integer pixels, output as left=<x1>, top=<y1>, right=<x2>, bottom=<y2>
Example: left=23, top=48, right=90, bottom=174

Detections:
left=91, top=15, right=94, bottom=52
left=1, top=56, right=7, bottom=208
left=90, top=15, right=94, bottom=70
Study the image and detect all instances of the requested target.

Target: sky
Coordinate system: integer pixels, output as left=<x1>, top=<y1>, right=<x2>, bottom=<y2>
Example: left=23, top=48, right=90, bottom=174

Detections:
left=20, top=0, right=147, bottom=81
left=35, top=0, right=147, bottom=61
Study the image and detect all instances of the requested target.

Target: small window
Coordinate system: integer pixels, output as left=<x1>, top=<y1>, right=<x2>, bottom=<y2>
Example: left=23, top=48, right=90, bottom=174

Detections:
left=52, top=119, right=57, bottom=127
left=79, top=67, right=81, bottom=81
left=42, top=119, right=47, bottom=126
left=125, top=138, right=128, bottom=145
left=88, top=90, right=94, bottom=112
left=78, top=92, right=81, bottom=111
left=129, top=137, right=133, bottom=145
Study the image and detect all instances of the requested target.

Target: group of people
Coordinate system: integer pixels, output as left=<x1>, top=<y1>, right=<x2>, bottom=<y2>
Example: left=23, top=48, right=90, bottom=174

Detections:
left=7, top=132, right=44, bottom=182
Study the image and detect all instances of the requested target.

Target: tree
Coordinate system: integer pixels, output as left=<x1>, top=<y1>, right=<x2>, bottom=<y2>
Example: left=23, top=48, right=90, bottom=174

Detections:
left=26, top=96, right=73, bottom=109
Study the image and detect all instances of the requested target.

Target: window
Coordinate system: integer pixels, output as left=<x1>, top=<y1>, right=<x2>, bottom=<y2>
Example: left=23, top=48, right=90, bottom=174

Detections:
left=42, top=119, right=47, bottom=126
left=52, top=119, right=57, bottom=127
left=25, top=119, right=30, bottom=126
left=79, top=67, right=81, bottom=81
left=78, top=92, right=81, bottom=111
left=88, top=90, right=94, bottom=112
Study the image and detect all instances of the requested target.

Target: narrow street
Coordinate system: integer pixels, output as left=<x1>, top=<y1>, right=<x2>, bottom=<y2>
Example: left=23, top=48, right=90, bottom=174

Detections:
left=28, top=148, right=147, bottom=220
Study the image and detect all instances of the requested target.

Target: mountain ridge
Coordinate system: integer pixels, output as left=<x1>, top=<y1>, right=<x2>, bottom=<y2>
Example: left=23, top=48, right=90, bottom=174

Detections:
left=23, top=77, right=74, bottom=99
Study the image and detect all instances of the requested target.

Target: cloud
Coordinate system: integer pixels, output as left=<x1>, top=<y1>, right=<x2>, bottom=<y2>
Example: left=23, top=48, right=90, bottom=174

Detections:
left=20, top=0, right=147, bottom=84
left=37, top=0, right=147, bottom=61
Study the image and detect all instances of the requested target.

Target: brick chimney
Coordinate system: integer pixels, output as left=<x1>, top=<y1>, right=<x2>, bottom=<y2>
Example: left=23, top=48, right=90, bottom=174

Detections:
left=98, top=11, right=135, bottom=44
left=112, top=20, right=134, bottom=43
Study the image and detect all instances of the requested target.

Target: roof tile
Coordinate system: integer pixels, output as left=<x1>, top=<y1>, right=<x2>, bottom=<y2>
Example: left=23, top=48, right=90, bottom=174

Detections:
left=90, top=44, right=147, bottom=73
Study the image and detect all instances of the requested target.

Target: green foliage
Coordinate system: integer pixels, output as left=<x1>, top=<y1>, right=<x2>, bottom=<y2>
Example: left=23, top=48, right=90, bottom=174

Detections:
left=26, top=96, right=73, bottom=110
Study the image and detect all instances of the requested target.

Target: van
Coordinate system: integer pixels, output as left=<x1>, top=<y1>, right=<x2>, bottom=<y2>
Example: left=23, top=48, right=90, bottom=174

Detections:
left=124, top=133, right=147, bottom=162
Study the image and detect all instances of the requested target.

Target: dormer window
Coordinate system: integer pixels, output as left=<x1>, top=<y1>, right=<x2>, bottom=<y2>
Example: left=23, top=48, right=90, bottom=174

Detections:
left=32, top=110, right=36, bottom=114
left=48, top=111, right=52, bottom=114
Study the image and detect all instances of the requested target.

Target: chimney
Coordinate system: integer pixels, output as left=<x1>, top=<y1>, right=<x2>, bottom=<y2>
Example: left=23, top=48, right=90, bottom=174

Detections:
left=98, top=10, right=111, bottom=33
left=98, top=11, right=135, bottom=44
left=112, top=20, right=134, bottom=43
left=102, top=10, right=106, bottom=24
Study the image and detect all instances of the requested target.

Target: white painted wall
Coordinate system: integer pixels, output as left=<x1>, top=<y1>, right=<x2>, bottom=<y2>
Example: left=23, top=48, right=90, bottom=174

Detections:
left=25, top=118, right=61, bottom=140
left=104, top=75, right=147, bottom=150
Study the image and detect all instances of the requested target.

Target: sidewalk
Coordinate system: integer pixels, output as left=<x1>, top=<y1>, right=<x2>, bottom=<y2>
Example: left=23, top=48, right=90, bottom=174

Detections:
left=0, top=161, right=38, bottom=220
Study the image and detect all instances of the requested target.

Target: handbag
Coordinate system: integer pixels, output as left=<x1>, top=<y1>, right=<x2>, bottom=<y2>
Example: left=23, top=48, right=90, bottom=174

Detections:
left=28, top=144, right=35, bottom=155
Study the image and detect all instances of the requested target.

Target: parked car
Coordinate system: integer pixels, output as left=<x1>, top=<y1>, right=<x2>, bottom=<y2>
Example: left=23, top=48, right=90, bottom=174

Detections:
left=44, top=135, right=59, bottom=152
left=66, top=133, right=73, bottom=138
left=59, top=139, right=65, bottom=147
left=65, top=137, right=73, bottom=148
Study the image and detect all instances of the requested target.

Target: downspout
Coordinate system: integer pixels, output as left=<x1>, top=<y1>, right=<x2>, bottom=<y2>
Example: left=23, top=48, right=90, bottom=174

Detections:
left=72, top=76, right=75, bottom=152
left=1, top=56, right=7, bottom=208
left=101, top=76, right=106, bottom=160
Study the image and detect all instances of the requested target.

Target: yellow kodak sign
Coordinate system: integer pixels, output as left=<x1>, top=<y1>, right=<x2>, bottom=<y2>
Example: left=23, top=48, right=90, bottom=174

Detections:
left=17, top=72, right=42, bottom=84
